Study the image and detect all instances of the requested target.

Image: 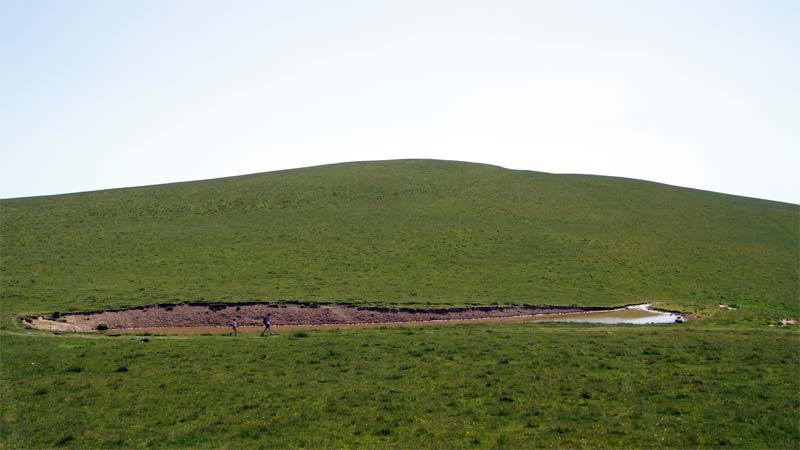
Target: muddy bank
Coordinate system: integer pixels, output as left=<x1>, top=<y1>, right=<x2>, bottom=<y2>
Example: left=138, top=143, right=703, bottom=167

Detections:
left=26, top=303, right=608, bottom=332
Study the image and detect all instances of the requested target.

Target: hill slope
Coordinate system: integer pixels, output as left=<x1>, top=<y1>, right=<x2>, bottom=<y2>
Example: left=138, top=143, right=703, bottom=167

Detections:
left=1, top=160, right=797, bottom=323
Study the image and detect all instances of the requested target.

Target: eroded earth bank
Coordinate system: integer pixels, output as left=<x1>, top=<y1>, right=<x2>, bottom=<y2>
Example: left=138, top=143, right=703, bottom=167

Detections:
left=26, top=303, right=615, bottom=332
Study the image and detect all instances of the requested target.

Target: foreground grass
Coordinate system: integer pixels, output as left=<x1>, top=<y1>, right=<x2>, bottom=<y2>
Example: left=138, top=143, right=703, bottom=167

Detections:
left=2, top=323, right=798, bottom=449
left=2, top=160, right=797, bottom=326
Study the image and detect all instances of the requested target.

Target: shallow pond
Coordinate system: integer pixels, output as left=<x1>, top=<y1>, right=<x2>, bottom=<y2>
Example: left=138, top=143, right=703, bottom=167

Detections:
left=529, top=304, right=681, bottom=324
left=26, top=303, right=683, bottom=334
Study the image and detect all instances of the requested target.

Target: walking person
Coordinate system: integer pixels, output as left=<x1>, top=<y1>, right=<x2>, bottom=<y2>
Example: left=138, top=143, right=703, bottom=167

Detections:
left=261, top=314, right=274, bottom=336
left=232, top=317, right=238, bottom=336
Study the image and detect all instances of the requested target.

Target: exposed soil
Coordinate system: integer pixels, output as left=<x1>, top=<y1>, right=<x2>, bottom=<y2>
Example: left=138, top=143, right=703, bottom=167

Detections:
left=27, top=318, right=86, bottom=332
left=25, top=302, right=609, bottom=332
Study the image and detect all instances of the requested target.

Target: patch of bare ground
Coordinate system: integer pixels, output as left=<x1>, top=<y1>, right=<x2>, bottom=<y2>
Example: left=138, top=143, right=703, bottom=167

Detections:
left=25, top=303, right=604, bottom=332
left=25, top=317, right=86, bottom=332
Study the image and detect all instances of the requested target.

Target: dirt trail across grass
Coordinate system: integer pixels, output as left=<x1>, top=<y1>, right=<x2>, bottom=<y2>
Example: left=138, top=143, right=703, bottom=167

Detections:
left=25, top=303, right=612, bottom=333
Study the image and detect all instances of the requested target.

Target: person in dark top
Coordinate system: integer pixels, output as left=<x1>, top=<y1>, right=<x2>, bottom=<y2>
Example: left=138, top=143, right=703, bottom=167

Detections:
left=261, top=314, right=274, bottom=336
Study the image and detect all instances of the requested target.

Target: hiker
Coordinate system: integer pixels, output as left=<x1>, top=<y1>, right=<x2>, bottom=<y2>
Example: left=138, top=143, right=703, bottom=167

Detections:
left=232, top=317, right=238, bottom=336
left=261, top=314, right=274, bottom=336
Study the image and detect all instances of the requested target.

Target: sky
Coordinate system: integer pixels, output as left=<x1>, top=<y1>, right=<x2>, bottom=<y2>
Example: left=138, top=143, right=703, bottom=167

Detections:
left=2, top=0, right=798, bottom=203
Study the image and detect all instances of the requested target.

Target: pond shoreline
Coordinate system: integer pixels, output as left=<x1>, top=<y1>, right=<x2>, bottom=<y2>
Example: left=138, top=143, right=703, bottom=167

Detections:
left=23, top=302, right=687, bottom=332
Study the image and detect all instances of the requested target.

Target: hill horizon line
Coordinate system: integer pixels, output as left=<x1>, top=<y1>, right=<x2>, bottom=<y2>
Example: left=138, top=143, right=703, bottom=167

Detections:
left=4, top=158, right=797, bottom=205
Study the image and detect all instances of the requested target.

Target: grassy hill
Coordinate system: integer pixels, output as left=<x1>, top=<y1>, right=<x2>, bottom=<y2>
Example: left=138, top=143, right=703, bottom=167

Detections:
left=1, top=159, right=797, bottom=323
left=2, top=159, right=798, bottom=449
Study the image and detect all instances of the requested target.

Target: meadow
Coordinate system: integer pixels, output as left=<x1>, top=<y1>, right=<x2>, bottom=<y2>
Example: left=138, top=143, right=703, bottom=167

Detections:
left=1, top=160, right=798, bottom=448
left=2, top=324, right=798, bottom=449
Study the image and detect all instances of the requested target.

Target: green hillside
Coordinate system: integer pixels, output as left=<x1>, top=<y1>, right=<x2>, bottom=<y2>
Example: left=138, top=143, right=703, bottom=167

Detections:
left=2, top=160, right=799, bottom=449
left=1, top=159, right=797, bottom=323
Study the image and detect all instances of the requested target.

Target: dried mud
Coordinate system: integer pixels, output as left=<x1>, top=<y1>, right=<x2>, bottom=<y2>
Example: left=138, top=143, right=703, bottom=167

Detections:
left=25, top=303, right=608, bottom=332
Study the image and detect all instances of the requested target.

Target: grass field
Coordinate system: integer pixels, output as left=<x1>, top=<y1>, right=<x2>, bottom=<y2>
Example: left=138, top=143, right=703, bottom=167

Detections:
left=1, top=160, right=797, bottom=324
left=2, top=324, right=798, bottom=449
left=1, top=160, right=798, bottom=448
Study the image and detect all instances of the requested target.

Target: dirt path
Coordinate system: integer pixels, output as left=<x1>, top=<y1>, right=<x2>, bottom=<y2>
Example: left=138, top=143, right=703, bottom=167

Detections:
left=24, top=303, right=607, bottom=333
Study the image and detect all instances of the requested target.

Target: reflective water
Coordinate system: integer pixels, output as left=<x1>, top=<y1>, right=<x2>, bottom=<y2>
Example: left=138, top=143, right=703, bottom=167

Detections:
left=528, top=304, right=681, bottom=324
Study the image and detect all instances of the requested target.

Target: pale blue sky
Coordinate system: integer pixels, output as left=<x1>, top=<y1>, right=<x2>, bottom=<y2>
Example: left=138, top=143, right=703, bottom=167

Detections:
left=2, top=0, right=798, bottom=203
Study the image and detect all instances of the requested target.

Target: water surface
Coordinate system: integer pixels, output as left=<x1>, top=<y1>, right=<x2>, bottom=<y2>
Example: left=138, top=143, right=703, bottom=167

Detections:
left=529, top=304, right=680, bottom=324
